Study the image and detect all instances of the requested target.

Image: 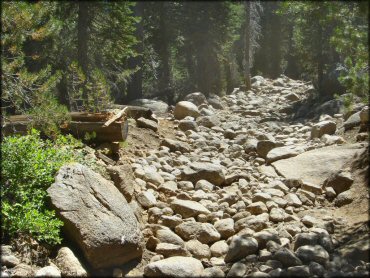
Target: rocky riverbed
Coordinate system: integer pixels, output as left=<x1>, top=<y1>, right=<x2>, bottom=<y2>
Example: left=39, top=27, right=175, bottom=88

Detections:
left=2, top=75, right=369, bottom=277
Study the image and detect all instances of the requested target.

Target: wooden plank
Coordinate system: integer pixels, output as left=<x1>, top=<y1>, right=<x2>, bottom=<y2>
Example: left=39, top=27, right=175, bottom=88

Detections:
left=103, top=107, right=128, bottom=127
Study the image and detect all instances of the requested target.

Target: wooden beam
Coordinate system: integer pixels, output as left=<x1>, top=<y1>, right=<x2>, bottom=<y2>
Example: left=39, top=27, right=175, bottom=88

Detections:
left=103, top=107, right=128, bottom=127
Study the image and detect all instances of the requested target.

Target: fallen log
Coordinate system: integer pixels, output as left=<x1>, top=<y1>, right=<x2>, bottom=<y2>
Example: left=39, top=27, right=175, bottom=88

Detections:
left=62, top=121, right=128, bottom=143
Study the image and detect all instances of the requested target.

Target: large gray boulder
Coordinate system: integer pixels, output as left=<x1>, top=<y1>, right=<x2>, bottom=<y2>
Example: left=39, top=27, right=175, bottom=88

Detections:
left=144, top=256, right=204, bottom=277
left=174, top=101, right=200, bottom=120
left=129, top=99, right=168, bottom=113
left=47, top=163, right=143, bottom=269
left=184, top=92, right=207, bottom=106
left=224, top=236, right=258, bottom=263
left=272, top=144, right=364, bottom=185
left=180, top=162, right=225, bottom=186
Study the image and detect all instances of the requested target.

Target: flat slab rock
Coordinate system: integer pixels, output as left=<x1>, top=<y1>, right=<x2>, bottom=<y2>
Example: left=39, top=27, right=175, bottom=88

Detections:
left=180, top=162, right=225, bottom=186
left=47, top=163, right=143, bottom=269
left=272, top=143, right=364, bottom=185
left=144, top=256, right=204, bottom=277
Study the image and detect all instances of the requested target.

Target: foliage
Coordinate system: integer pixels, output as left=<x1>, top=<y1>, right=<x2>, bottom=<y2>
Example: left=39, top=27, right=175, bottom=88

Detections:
left=1, top=129, right=77, bottom=245
left=0, top=130, right=107, bottom=245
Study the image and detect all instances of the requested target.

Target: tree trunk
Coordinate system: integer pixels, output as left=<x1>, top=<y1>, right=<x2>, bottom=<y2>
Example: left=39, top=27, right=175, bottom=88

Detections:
left=158, top=2, right=173, bottom=104
left=317, top=24, right=324, bottom=97
left=77, top=1, right=90, bottom=102
left=244, top=1, right=251, bottom=91
left=126, top=2, right=143, bottom=102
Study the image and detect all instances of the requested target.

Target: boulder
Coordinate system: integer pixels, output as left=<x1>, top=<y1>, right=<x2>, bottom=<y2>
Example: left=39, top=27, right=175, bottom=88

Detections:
left=129, top=99, right=168, bottom=113
left=47, top=164, right=143, bottom=269
left=156, top=228, right=185, bottom=246
left=180, top=162, right=225, bottom=186
left=196, top=115, right=220, bottom=128
left=184, top=92, right=207, bottom=106
left=224, top=236, right=258, bottom=263
left=155, top=243, right=190, bottom=258
left=323, top=170, right=353, bottom=195
left=137, top=191, right=157, bottom=208
left=171, top=199, right=210, bottom=218
left=266, top=145, right=305, bottom=164
left=344, top=111, right=361, bottom=131
left=175, top=222, right=220, bottom=244
left=144, top=256, right=204, bottom=277
left=35, top=266, right=61, bottom=278
left=208, top=95, right=225, bottom=110
left=273, top=248, right=302, bottom=267
left=161, top=138, right=191, bottom=153
left=178, top=120, right=199, bottom=132
left=272, top=144, right=363, bottom=185
left=174, top=101, right=200, bottom=120
left=55, top=247, right=87, bottom=277
left=107, top=163, right=135, bottom=201
left=257, top=140, right=276, bottom=159
left=311, top=121, right=336, bottom=139
left=210, top=240, right=229, bottom=257
left=335, top=191, right=353, bottom=207
left=184, top=239, right=211, bottom=259
left=296, top=245, right=329, bottom=265
left=11, top=264, right=35, bottom=278
left=214, top=218, right=235, bottom=239
left=136, top=117, right=158, bottom=132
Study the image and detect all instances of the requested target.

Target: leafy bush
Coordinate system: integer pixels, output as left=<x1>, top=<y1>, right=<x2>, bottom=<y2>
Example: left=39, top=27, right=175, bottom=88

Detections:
left=1, top=129, right=80, bottom=245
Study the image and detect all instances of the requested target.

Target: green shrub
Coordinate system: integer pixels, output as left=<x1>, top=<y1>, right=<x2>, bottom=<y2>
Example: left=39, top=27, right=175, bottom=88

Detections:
left=1, top=129, right=79, bottom=245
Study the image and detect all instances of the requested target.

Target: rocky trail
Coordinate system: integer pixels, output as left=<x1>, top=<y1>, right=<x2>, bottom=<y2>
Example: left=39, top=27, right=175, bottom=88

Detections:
left=2, top=75, right=369, bottom=277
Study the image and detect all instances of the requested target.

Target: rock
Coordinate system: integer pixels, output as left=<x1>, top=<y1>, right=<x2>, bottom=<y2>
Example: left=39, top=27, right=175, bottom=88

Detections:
left=184, top=92, right=207, bottom=106
left=285, top=193, right=302, bottom=207
left=269, top=207, right=286, bottom=223
left=35, top=266, right=61, bottom=277
left=272, top=144, right=363, bottom=185
left=55, top=247, right=87, bottom=277
left=11, top=264, right=35, bottom=278
left=246, top=202, right=269, bottom=215
left=267, top=145, right=305, bottom=164
left=156, top=228, right=185, bottom=246
left=137, top=190, right=157, bottom=208
left=301, top=181, right=322, bottom=195
left=180, top=162, right=225, bottom=186
left=311, top=121, right=336, bottom=138
left=175, top=222, right=220, bottom=244
left=1, top=255, right=20, bottom=267
left=214, top=218, right=235, bottom=239
left=227, top=262, right=247, bottom=277
left=137, top=117, right=158, bottom=132
left=294, top=233, right=320, bottom=251
left=344, top=111, right=361, bottom=131
left=159, top=181, right=178, bottom=196
left=286, top=265, right=310, bottom=277
left=321, top=134, right=345, bottom=145
left=184, top=239, right=211, bottom=259
left=201, top=266, right=225, bottom=277
left=309, top=261, right=325, bottom=276
left=224, top=236, right=258, bottom=263
left=301, top=215, right=319, bottom=227
left=195, top=180, right=215, bottom=192
left=210, top=240, right=229, bottom=257
left=323, top=170, right=354, bottom=195
left=335, top=191, right=353, bottom=207
left=196, top=115, right=220, bottom=128
left=129, top=99, right=168, bottom=113
left=273, top=248, right=302, bottom=267
left=257, top=140, right=276, bottom=159
left=155, top=243, right=190, bottom=257
left=161, top=138, right=191, bottom=153
left=171, top=199, right=210, bottom=218
left=144, top=256, right=204, bottom=277
left=254, top=231, right=280, bottom=249
left=107, top=163, right=135, bottom=201
left=174, top=101, right=200, bottom=120
left=47, top=164, right=143, bottom=269
left=360, top=106, right=369, bottom=125
left=296, top=245, right=329, bottom=265
left=286, top=93, right=300, bottom=101
left=208, top=95, right=225, bottom=109
left=178, top=120, right=198, bottom=132
left=142, top=167, right=165, bottom=186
